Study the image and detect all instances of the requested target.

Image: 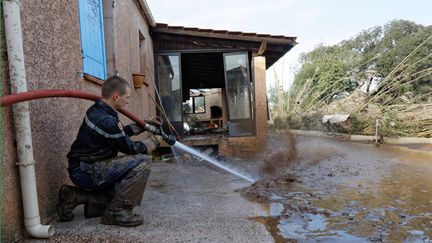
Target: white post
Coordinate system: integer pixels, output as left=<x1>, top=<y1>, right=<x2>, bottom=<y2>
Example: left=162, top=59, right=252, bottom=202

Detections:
left=375, top=118, right=379, bottom=145
left=3, top=0, right=54, bottom=238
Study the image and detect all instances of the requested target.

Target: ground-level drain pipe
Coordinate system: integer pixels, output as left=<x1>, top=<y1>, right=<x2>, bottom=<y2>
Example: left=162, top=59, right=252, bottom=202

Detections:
left=3, top=0, right=54, bottom=238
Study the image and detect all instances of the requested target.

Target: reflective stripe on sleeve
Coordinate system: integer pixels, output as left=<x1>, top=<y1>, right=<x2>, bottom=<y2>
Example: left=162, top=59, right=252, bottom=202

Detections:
left=85, top=115, right=125, bottom=139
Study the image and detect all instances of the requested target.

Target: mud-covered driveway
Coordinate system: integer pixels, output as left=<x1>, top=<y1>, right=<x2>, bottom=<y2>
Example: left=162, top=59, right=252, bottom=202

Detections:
left=245, top=134, right=432, bottom=242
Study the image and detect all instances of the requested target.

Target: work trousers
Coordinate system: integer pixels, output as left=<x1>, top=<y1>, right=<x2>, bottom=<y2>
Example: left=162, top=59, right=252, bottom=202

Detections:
left=69, top=154, right=152, bottom=207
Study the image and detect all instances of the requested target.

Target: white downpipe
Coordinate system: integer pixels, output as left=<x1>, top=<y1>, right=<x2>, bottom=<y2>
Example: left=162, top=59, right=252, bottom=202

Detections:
left=3, top=0, right=54, bottom=238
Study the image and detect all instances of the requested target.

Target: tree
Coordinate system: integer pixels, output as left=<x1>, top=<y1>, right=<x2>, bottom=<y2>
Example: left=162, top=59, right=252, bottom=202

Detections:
left=271, top=20, right=432, bottom=136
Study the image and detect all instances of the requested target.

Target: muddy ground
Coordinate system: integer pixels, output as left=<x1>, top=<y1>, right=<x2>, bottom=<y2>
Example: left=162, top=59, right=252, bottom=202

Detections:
left=36, top=134, right=431, bottom=242
left=243, top=134, right=432, bottom=242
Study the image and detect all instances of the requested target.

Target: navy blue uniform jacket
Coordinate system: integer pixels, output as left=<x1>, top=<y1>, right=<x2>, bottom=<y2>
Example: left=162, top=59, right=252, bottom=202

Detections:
left=67, top=100, right=147, bottom=171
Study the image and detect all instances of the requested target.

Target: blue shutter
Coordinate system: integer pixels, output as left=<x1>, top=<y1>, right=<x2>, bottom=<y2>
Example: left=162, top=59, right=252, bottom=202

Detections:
left=78, top=0, right=107, bottom=80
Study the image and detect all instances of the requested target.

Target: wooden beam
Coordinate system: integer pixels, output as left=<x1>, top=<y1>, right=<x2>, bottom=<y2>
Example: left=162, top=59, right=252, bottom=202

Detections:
left=258, top=41, right=267, bottom=56
left=154, top=33, right=290, bottom=53
left=152, top=28, right=296, bottom=45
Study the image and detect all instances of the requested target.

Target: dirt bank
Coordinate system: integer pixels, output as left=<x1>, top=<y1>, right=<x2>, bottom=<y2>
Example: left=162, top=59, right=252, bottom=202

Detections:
left=244, top=134, right=432, bottom=242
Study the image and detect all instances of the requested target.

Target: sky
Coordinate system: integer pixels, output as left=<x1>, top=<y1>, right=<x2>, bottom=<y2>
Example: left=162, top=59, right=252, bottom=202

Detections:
left=146, top=0, right=432, bottom=89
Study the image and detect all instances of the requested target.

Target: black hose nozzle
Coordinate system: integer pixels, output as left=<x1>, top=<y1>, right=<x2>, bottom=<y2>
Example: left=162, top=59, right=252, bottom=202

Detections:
left=144, top=123, right=176, bottom=146
left=144, top=123, right=161, bottom=135
left=161, top=132, right=176, bottom=146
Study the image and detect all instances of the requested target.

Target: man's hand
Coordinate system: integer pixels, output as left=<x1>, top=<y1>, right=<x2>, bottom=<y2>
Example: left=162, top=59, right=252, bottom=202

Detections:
left=142, top=135, right=163, bottom=154
left=144, top=116, right=163, bottom=126
left=125, top=123, right=144, bottom=136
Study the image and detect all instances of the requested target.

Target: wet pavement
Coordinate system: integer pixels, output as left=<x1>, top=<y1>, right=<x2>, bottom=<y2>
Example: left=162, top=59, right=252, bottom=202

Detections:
left=43, top=153, right=272, bottom=242
left=244, top=134, right=432, bottom=242
left=24, top=134, right=432, bottom=242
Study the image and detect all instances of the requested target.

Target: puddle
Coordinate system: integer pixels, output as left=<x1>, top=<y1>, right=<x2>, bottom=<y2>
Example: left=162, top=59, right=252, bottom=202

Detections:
left=253, top=205, right=370, bottom=242
left=269, top=203, right=284, bottom=216
left=246, top=136, right=432, bottom=242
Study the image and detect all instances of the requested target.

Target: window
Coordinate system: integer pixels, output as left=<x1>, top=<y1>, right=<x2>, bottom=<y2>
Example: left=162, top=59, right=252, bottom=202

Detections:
left=185, top=96, right=206, bottom=114
left=193, top=96, right=206, bottom=113
left=78, top=0, right=107, bottom=80
left=156, top=54, right=182, bottom=121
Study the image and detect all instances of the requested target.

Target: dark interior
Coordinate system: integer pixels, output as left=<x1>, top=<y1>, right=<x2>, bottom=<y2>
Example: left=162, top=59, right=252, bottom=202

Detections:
left=181, top=52, right=225, bottom=101
left=210, top=106, right=222, bottom=118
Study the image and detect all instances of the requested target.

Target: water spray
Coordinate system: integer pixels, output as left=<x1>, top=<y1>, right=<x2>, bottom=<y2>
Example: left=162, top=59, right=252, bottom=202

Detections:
left=140, top=118, right=255, bottom=183
left=173, top=142, right=256, bottom=183
left=142, top=120, right=255, bottom=183
left=1, top=89, right=254, bottom=183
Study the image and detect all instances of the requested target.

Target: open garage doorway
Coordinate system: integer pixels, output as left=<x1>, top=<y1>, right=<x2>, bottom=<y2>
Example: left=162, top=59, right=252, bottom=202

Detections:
left=156, top=51, right=255, bottom=138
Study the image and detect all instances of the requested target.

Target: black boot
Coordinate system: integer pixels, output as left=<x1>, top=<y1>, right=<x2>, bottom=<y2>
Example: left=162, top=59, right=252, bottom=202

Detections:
left=57, top=185, right=89, bottom=221
left=101, top=200, right=143, bottom=227
left=100, top=156, right=151, bottom=227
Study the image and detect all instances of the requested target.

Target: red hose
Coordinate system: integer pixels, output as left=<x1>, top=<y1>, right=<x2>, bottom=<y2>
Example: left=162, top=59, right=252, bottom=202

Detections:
left=1, top=89, right=147, bottom=127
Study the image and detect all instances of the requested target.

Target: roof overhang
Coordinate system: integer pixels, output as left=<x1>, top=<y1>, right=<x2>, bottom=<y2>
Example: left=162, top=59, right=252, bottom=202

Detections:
left=151, top=23, right=297, bottom=69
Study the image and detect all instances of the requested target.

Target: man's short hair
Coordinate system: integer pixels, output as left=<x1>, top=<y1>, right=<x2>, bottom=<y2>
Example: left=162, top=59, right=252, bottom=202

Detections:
left=101, top=76, right=131, bottom=98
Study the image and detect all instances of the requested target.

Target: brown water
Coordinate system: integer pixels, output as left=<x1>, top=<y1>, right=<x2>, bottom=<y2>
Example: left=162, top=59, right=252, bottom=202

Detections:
left=246, top=136, right=432, bottom=242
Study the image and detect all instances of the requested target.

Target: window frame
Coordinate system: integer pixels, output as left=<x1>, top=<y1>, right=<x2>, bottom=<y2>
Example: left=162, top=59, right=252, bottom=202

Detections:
left=185, top=95, right=206, bottom=114
left=192, top=95, right=206, bottom=114
left=78, top=0, right=107, bottom=80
